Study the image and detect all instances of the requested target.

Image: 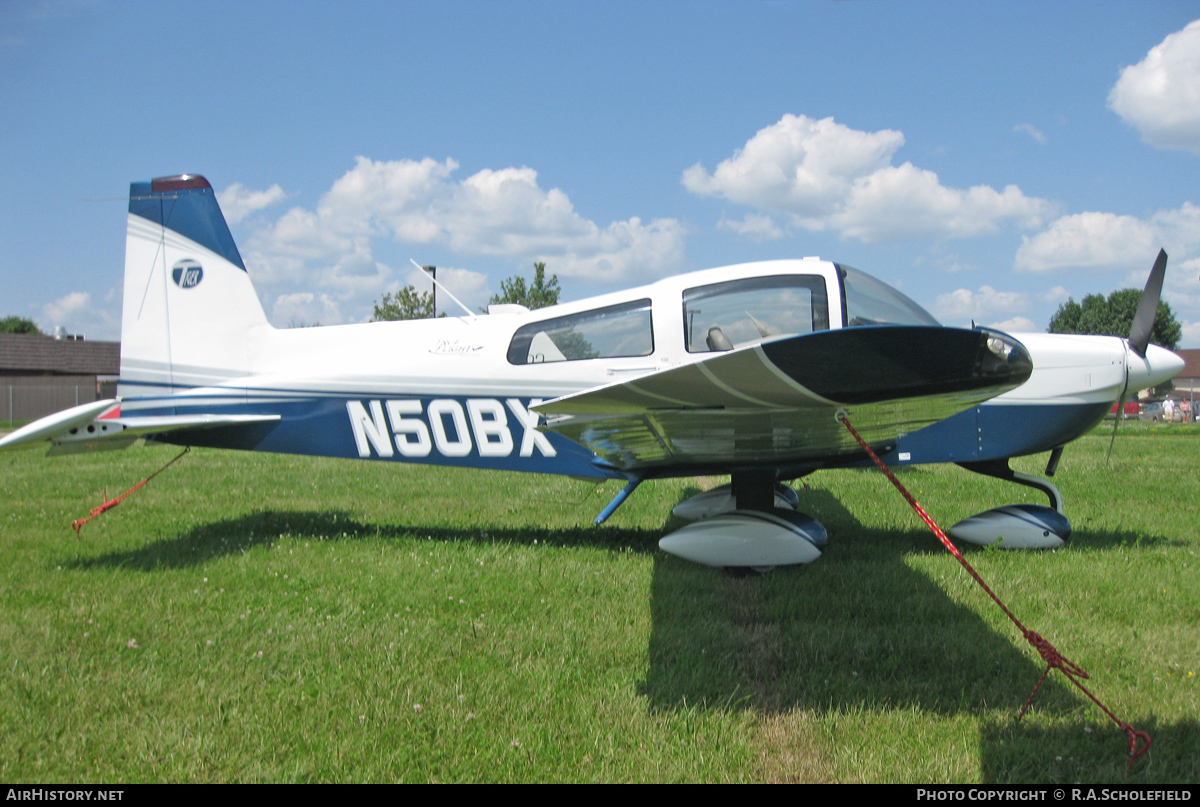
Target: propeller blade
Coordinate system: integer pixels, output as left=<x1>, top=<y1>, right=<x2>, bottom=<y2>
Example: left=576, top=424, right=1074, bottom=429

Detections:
left=1128, top=249, right=1167, bottom=357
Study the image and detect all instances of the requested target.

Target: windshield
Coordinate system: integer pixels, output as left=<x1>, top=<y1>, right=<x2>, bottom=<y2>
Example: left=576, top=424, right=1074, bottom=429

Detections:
left=836, top=264, right=940, bottom=327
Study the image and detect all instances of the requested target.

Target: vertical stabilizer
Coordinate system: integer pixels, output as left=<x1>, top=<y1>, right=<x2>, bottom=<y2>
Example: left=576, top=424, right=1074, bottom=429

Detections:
left=119, top=175, right=270, bottom=401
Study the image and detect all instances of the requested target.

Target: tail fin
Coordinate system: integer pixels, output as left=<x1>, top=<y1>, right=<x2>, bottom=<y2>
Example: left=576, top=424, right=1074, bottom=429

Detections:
left=119, top=175, right=271, bottom=399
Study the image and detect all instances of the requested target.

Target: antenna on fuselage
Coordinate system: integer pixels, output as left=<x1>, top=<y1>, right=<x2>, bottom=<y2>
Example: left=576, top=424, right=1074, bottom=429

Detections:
left=424, top=264, right=436, bottom=318
left=410, top=258, right=476, bottom=320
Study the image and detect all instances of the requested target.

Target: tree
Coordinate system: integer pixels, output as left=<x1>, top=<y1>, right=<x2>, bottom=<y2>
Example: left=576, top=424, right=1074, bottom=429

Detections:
left=1048, top=289, right=1181, bottom=350
left=372, top=286, right=434, bottom=321
left=487, top=262, right=560, bottom=310
left=0, top=316, right=42, bottom=335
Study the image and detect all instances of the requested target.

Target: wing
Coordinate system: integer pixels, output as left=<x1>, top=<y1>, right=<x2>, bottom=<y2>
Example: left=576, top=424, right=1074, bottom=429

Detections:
left=0, top=399, right=280, bottom=455
left=533, top=326, right=1032, bottom=472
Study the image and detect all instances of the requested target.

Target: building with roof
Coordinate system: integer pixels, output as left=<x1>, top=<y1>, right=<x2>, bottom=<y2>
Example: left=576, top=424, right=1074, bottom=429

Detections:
left=1168, top=348, right=1200, bottom=411
left=1, top=334, right=120, bottom=425
left=1171, top=349, right=1200, bottom=393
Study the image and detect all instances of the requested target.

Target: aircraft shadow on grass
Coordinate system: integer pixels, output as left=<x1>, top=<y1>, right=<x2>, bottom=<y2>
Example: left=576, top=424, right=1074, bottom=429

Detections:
left=62, top=508, right=665, bottom=572
left=979, top=717, right=1200, bottom=784
left=62, top=488, right=1182, bottom=777
left=636, top=485, right=1194, bottom=780
left=641, top=487, right=1072, bottom=717
left=60, top=471, right=1173, bottom=573
left=638, top=486, right=1193, bottom=778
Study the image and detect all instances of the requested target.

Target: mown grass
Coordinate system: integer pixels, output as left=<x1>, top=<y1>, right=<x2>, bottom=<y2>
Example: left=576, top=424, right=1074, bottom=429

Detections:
left=1, top=425, right=1196, bottom=782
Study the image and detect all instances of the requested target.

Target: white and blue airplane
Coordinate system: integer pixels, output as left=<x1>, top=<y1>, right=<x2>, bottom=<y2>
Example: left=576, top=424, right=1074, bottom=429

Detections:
left=0, top=175, right=1184, bottom=567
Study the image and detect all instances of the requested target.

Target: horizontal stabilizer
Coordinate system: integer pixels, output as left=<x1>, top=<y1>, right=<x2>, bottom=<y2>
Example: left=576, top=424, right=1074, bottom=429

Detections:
left=0, top=399, right=119, bottom=452
left=49, top=413, right=283, bottom=455
left=0, top=402, right=280, bottom=455
left=107, top=413, right=282, bottom=436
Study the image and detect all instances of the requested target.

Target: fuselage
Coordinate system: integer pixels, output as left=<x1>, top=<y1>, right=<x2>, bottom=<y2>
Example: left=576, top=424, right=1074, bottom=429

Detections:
left=117, top=256, right=1184, bottom=478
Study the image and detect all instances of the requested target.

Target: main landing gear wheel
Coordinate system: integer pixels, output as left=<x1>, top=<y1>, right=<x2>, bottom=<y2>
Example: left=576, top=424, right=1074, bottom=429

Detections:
left=661, top=471, right=828, bottom=569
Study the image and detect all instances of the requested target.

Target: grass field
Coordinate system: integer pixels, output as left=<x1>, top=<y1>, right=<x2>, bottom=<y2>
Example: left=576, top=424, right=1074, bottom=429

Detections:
left=1, top=423, right=1197, bottom=783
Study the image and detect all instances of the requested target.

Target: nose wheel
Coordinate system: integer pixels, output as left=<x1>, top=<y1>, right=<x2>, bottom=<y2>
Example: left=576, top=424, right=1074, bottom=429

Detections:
left=951, top=458, right=1071, bottom=549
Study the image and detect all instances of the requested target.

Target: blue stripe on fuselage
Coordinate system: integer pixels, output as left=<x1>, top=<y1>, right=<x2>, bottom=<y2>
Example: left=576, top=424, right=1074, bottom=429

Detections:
left=124, top=392, right=1108, bottom=478
left=134, top=393, right=618, bottom=480
left=865, top=400, right=1111, bottom=467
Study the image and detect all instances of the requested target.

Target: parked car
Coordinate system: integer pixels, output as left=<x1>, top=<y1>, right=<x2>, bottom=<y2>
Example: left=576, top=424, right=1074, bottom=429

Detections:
left=1140, top=401, right=1186, bottom=422
left=1109, top=400, right=1140, bottom=419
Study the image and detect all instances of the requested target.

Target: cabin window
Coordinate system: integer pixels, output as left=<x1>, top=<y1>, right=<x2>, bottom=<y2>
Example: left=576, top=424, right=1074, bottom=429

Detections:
left=836, top=264, right=940, bottom=327
left=507, top=299, right=654, bottom=365
left=682, top=275, right=829, bottom=353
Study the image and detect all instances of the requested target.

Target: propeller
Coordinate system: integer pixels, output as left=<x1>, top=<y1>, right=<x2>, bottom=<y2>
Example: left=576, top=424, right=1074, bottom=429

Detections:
left=1107, top=249, right=1168, bottom=462
left=1129, top=249, right=1168, bottom=358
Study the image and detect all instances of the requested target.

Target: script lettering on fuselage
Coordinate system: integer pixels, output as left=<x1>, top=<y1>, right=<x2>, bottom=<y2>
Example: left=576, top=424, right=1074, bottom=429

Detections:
left=345, top=398, right=556, bottom=460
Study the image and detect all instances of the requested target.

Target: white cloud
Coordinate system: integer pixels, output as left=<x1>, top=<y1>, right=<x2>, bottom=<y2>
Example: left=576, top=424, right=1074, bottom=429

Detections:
left=828, top=163, right=1054, bottom=242
left=236, top=156, right=687, bottom=326
left=272, top=292, right=344, bottom=327
left=316, top=157, right=456, bottom=242
left=217, top=183, right=287, bottom=224
left=718, top=213, right=784, bottom=240
left=988, top=316, right=1037, bottom=333
left=1015, top=212, right=1158, bottom=273
left=244, top=205, right=386, bottom=299
left=1181, top=320, right=1200, bottom=347
left=933, top=285, right=1030, bottom=323
left=1014, top=204, right=1200, bottom=273
left=1146, top=202, right=1200, bottom=254
left=1013, top=123, right=1046, bottom=144
left=42, top=290, right=90, bottom=323
left=1040, top=286, right=1071, bottom=305
left=934, top=285, right=1068, bottom=332
left=316, top=156, right=686, bottom=281
left=444, top=166, right=597, bottom=256
left=1017, top=208, right=1200, bottom=347
left=39, top=291, right=119, bottom=339
left=683, top=115, right=902, bottom=215
left=1108, top=20, right=1200, bottom=155
left=1129, top=256, right=1200, bottom=331
left=542, top=216, right=686, bottom=281
left=683, top=113, right=1056, bottom=242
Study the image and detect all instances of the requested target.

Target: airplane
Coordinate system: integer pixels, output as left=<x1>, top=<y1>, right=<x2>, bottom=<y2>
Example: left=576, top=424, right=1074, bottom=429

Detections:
left=0, top=174, right=1185, bottom=568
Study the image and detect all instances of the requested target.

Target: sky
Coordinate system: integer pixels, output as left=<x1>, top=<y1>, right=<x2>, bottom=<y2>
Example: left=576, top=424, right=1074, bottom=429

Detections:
left=4, top=1, right=1200, bottom=345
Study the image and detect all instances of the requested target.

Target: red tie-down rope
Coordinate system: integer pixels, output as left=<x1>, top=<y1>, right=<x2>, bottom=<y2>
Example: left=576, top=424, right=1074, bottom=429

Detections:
left=71, top=447, right=190, bottom=535
left=836, top=413, right=1150, bottom=769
